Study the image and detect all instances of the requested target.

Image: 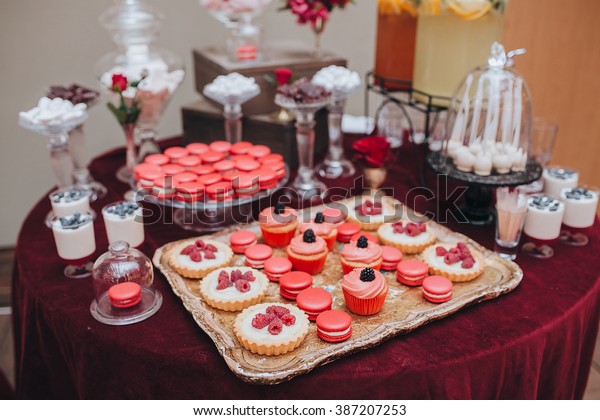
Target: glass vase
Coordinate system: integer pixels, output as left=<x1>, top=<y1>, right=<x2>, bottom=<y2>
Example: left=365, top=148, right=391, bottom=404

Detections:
left=116, top=123, right=137, bottom=183
left=316, top=96, right=355, bottom=179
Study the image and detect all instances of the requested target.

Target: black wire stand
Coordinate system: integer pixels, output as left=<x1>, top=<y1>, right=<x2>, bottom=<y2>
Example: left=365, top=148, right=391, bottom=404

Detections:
left=364, top=71, right=450, bottom=188
left=426, top=151, right=543, bottom=225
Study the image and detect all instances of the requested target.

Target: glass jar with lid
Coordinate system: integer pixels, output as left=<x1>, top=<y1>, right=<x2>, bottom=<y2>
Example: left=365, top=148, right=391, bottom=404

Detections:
left=442, top=42, right=533, bottom=177
left=90, top=240, right=162, bottom=325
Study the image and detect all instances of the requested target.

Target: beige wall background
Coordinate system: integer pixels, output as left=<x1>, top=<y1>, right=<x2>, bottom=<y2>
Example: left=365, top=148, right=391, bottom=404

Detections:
left=0, top=0, right=377, bottom=247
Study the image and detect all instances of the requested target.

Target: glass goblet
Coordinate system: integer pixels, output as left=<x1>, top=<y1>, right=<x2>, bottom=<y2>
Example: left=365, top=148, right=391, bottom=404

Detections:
left=49, top=211, right=96, bottom=279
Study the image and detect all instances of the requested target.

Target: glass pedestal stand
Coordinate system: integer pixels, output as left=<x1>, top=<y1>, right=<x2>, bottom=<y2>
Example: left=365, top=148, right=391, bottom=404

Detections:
left=275, top=95, right=329, bottom=201
left=70, top=125, right=107, bottom=200
left=202, top=89, right=259, bottom=144
left=426, top=150, right=543, bottom=226
left=19, top=114, right=88, bottom=188
left=316, top=96, right=356, bottom=179
left=116, top=123, right=137, bottom=184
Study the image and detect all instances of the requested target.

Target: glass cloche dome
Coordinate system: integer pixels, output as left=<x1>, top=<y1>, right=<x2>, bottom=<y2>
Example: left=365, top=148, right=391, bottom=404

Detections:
left=442, top=42, right=533, bottom=177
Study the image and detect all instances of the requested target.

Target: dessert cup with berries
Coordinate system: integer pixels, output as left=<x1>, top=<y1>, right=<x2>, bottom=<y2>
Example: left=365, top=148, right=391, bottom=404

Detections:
left=286, top=229, right=329, bottom=275
left=200, top=267, right=268, bottom=311
left=422, top=242, right=485, bottom=282
left=169, top=238, right=233, bottom=279
left=339, top=235, right=383, bottom=274
left=234, top=303, right=309, bottom=355
left=341, top=267, right=388, bottom=316
left=377, top=220, right=436, bottom=254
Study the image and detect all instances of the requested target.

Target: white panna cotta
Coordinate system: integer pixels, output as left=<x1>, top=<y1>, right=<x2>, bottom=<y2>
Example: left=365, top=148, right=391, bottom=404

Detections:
left=523, top=196, right=565, bottom=240
left=51, top=213, right=95, bottom=260
left=560, top=188, right=599, bottom=229
left=102, top=201, right=145, bottom=248
left=49, top=188, right=90, bottom=218
left=543, top=168, right=579, bottom=198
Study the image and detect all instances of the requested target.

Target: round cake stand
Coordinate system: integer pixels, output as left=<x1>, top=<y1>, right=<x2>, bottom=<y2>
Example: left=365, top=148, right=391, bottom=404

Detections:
left=426, top=151, right=542, bottom=226
left=90, top=288, right=162, bottom=326
left=132, top=166, right=289, bottom=233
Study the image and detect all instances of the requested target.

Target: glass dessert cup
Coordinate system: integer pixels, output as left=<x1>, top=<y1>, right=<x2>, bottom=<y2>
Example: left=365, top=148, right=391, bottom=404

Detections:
left=102, top=201, right=145, bottom=248
left=316, top=94, right=356, bottom=179
left=558, top=186, right=599, bottom=247
left=49, top=211, right=96, bottom=279
left=90, top=241, right=162, bottom=326
left=19, top=113, right=87, bottom=189
left=521, top=196, right=565, bottom=259
left=275, top=95, right=328, bottom=200
left=202, top=86, right=259, bottom=144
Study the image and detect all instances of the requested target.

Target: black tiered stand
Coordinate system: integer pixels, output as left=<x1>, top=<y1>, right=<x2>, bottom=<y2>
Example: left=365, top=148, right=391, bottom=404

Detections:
left=426, top=151, right=543, bottom=226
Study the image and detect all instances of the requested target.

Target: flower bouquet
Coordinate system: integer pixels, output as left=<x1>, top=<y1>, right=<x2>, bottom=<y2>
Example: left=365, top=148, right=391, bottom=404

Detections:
left=352, top=136, right=392, bottom=191
left=106, top=73, right=145, bottom=183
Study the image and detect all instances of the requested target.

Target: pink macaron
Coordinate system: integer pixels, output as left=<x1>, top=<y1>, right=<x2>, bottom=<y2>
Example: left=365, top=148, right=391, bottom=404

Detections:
left=164, top=146, right=189, bottom=162
left=201, top=150, right=226, bottom=164
left=296, top=287, right=332, bottom=321
left=209, top=140, right=231, bottom=154
left=279, top=271, right=313, bottom=300
left=229, top=230, right=258, bottom=254
left=248, top=145, right=271, bottom=159
left=422, top=275, right=453, bottom=303
left=186, top=142, right=210, bottom=155
left=144, top=154, right=169, bottom=166
left=230, top=141, right=253, bottom=155
left=337, top=222, right=361, bottom=243
left=381, top=246, right=403, bottom=271
left=321, top=207, right=345, bottom=224
left=108, top=282, right=142, bottom=308
left=235, top=157, right=261, bottom=172
left=316, top=310, right=352, bottom=343
left=244, top=244, right=273, bottom=269
left=396, top=259, right=429, bottom=286
left=263, top=256, right=293, bottom=282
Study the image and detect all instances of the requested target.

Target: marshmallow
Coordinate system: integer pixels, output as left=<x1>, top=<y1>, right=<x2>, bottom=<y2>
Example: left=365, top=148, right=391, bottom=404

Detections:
left=19, top=97, right=87, bottom=126
left=203, top=72, right=260, bottom=103
left=312, top=65, right=361, bottom=96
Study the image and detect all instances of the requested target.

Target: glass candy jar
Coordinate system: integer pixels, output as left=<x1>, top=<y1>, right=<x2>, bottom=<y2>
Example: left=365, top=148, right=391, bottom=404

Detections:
left=90, top=241, right=162, bottom=325
left=95, top=0, right=185, bottom=173
left=442, top=42, right=533, bottom=177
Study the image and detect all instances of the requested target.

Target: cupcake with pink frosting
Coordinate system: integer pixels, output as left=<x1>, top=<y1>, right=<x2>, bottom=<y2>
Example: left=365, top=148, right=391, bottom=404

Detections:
left=339, top=235, right=383, bottom=274
left=286, top=229, right=329, bottom=275
left=341, top=267, right=388, bottom=315
left=298, top=211, right=338, bottom=251
left=259, top=202, right=298, bottom=247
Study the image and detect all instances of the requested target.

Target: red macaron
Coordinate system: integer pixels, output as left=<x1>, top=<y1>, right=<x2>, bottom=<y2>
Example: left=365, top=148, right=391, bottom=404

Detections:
left=296, top=287, right=332, bottom=321
left=196, top=172, right=223, bottom=186
left=213, top=159, right=236, bottom=174
left=279, top=271, right=313, bottom=300
left=235, top=157, right=261, bottom=172
left=172, top=171, right=198, bottom=184
left=136, top=165, right=163, bottom=188
left=201, top=150, right=226, bottom=164
left=190, top=165, right=215, bottom=176
left=396, top=259, right=429, bottom=286
left=381, top=246, right=403, bottom=271
left=164, top=146, right=189, bottom=162
left=230, top=141, right=253, bottom=155
left=206, top=181, right=234, bottom=201
left=248, top=145, right=271, bottom=159
left=108, top=282, right=142, bottom=309
left=252, top=168, right=278, bottom=190
left=265, top=160, right=286, bottom=179
left=144, top=153, right=169, bottom=166
left=316, top=310, right=353, bottom=343
left=209, top=140, right=231, bottom=154
left=263, top=256, right=293, bottom=282
left=232, top=173, right=260, bottom=197
left=321, top=207, right=345, bottom=224
left=152, top=176, right=177, bottom=199
left=186, top=142, right=210, bottom=155
left=422, top=275, right=453, bottom=303
left=258, top=153, right=284, bottom=165
left=244, top=244, right=273, bottom=269
left=175, top=182, right=205, bottom=202
left=229, top=230, right=258, bottom=254
left=337, top=222, right=361, bottom=243
left=161, top=163, right=185, bottom=176
left=178, top=155, right=201, bottom=169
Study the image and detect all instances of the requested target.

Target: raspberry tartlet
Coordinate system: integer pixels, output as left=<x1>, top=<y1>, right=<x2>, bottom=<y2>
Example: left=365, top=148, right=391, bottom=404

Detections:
left=377, top=220, right=436, bottom=254
left=347, top=198, right=396, bottom=231
left=234, top=303, right=309, bottom=355
left=199, top=267, right=268, bottom=311
left=339, top=235, right=383, bottom=274
left=422, top=242, right=485, bottom=282
left=169, top=238, right=233, bottom=279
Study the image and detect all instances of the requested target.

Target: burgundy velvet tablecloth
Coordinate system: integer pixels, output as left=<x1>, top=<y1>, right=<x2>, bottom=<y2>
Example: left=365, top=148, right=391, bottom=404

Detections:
left=12, top=137, right=600, bottom=399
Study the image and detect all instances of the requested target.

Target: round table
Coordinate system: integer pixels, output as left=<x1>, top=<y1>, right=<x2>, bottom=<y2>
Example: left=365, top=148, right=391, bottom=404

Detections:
left=12, top=138, right=600, bottom=399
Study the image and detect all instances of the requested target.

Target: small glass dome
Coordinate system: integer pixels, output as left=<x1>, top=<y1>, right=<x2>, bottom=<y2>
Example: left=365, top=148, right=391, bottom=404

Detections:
left=442, top=42, right=533, bottom=176
left=90, top=241, right=162, bottom=325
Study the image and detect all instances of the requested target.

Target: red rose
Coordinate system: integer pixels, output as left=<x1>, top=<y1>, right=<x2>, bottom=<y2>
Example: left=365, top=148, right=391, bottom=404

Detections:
left=352, top=136, right=391, bottom=168
left=111, top=74, right=128, bottom=93
left=275, top=68, right=293, bottom=86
